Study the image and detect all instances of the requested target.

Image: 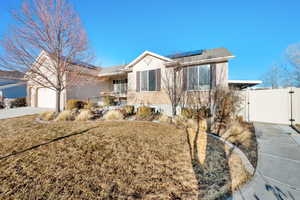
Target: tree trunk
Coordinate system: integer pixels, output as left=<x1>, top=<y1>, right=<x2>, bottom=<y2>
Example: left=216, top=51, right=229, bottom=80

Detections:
left=172, top=70, right=177, bottom=116
left=56, top=90, right=61, bottom=113
left=172, top=104, right=176, bottom=116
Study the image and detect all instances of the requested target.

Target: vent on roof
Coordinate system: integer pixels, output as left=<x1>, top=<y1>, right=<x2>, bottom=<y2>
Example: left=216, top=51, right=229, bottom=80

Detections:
left=166, top=50, right=204, bottom=59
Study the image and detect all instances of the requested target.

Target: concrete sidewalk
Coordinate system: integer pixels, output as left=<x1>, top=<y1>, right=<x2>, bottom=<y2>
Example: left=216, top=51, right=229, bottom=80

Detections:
left=233, top=123, right=300, bottom=200
left=0, top=107, right=51, bottom=120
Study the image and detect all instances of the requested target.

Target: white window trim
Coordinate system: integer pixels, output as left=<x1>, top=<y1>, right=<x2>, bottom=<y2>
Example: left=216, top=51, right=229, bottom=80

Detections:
left=187, top=64, right=211, bottom=91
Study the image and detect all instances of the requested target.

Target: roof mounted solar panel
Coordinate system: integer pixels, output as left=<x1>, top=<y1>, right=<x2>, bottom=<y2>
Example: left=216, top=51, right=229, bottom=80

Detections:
left=166, top=49, right=204, bottom=59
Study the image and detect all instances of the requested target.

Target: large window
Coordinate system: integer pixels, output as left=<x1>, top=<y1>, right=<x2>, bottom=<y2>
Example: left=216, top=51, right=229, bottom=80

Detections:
left=141, top=71, right=148, bottom=91
left=138, top=69, right=160, bottom=91
left=113, top=79, right=127, bottom=93
left=187, top=65, right=210, bottom=90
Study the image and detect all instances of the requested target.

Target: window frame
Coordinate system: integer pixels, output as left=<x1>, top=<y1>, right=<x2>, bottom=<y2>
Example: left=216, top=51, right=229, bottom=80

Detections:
left=187, top=64, right=211, bottom=91
left=139, top=69, right=158, bottom=92
left=113, top=78, right=128, bottom=93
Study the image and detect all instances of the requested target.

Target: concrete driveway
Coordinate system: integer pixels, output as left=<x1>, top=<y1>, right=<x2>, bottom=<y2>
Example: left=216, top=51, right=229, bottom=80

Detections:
left=0, top=107, right=52, bottom=120
left=233, top=123, right=300, bottom=200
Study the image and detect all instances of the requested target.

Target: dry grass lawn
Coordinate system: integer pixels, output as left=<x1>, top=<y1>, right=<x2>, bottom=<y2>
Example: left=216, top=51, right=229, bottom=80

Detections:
left=0, top=115, right=234, bottom=200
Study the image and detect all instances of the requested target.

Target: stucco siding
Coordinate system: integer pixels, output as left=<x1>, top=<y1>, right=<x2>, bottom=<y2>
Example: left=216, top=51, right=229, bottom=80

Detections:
left=215, top=62, right=228, bottom=87
left=127, top=55, right=171, bottom=105
left=127, top=55, right=228, bottom=107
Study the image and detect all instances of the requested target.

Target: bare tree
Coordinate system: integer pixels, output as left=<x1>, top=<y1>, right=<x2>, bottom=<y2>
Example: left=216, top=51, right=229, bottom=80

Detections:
left=261, top=64, right=284, bottom=89
left=0, top=0, right=92, bottom=112
left=286, top=43, right=300, bottom=87
left=163, top=64, right=185, bottom=116
left=210, top=87, right=242, bottom=135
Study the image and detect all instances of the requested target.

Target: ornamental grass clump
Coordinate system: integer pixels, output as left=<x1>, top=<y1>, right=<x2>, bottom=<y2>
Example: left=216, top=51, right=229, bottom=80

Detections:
left=83, top=101, right=97, bottom=110
left=75, top=109, right=94, bottom=121
left=55, top=110, right=74, bottom=121
left=66, top=99, right=86, bottom=110
left=103, top=110, right=124, bottom=120
left=123, top=105, right=135, bottom=116
left=136, top=106, right=153, bottom=120
left=39, top=111, right=56, bottom=121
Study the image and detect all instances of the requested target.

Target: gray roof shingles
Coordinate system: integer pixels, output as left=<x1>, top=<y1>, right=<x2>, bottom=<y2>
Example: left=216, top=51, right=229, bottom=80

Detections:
left=168, top=47, right=233, bottom=61
left=99, top=65, right=126, bottom=75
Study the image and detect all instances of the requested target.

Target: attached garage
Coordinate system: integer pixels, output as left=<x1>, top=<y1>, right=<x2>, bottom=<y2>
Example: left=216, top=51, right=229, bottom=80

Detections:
left=37, top=87, right=56, bottom=109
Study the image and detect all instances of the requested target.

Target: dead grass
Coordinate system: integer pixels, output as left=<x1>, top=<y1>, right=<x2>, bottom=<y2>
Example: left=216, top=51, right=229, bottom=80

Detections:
left=0, top=116, right=234, bottom=199
left=158, top=114, right=172, bottom=123
left=221, top=121, right=257, bottom=168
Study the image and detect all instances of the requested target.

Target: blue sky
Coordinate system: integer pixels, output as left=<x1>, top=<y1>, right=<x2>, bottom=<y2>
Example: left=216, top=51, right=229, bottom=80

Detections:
left=1, top=0, right=300, bottom=80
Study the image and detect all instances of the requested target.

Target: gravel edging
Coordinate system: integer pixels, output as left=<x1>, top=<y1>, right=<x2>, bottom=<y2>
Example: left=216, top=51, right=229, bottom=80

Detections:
left=208, top=133, right=255, bottom=176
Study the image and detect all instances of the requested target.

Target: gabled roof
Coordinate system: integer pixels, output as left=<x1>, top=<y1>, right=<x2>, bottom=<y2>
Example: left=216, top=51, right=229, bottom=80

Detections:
left=165, top=48, right=235, bottom=67
left=169, top=48, right=234, bottom=61
left=125, top=51, right=173, bottom=69
left=37, top=50, right=99, bottom=70
left=0, top=70, right=24, bottom=80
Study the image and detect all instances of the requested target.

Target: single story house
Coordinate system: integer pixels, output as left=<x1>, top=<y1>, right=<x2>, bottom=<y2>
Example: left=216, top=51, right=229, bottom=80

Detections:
left=27, top=48, right=261, bottom=115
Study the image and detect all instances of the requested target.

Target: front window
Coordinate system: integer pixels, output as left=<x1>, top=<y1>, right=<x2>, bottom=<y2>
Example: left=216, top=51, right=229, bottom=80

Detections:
left=113, top=79, right=127, bottom=93
left=187, top=65, right=210, bottom=90
left=141, top=71, right=148, bottom=91
left=140, top=69, right=158, bottom=91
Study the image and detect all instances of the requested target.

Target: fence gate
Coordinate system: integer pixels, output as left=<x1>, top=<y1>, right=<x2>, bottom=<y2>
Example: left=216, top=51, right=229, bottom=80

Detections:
left=240, top=88, right=300, bottom=125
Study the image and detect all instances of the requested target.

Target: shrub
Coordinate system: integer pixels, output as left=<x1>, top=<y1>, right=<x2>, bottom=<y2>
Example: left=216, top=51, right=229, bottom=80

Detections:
left=137, top=106, right=154, bottom=119
left=10, top=97, right=27, bottom=108
left=39, top=111, right=56, bottom=121
left=84, top=101, right=96, bottom=110
left=158, top=114, right=172, bottom=123
left=181, top=107, right=210, bottom=119
left=181, top=108, right=194, bottom=119
left=66, top=99, right=86, bottom=110
left=103, top=96, right=115, bottom=106
left=212, top=87, right=242, bottom=128
left=236, top=115, right=244, bottom=123
left=123, top=105, right=135, bottom=116
left=103, top=110, right=124, bottom=120
left=172, top=115, right=187, bottom=127
left=55, top=110, right=74, bottom=121
left=75, top=109, right=94, bottom=121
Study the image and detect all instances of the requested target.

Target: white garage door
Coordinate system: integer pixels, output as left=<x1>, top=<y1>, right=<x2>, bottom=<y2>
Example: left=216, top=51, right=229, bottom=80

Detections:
left=37, top=88, right=56, bottom=109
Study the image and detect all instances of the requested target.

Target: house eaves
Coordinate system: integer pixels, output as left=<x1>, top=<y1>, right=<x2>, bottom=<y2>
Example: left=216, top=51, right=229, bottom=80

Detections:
left=0, top=82, right=26, bottom=90
left=98, top=65, right=127, bottom=77
left=228, top=80, right=262, bottom=89
left=125, top=51, right=173, bottom=71
left=165, top=55, right=235, bottom=67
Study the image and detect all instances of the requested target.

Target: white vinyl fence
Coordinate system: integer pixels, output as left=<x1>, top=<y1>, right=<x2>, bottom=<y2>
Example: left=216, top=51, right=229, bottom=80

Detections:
left=240, top=88, right=300, bottom=125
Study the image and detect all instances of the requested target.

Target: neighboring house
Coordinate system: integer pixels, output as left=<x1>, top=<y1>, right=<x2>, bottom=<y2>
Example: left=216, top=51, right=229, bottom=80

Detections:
left=28, top=48, right=260, bottom=114
left=0, top=71, right=26, bottom=101
left=27, top=51, right=104, bottom=109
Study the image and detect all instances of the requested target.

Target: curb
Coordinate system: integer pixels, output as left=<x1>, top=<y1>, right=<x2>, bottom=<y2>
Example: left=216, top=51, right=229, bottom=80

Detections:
left=207, top=133, right=255, bottom=176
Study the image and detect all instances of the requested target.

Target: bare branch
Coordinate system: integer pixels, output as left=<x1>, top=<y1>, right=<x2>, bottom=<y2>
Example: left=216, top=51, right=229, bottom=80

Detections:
left=0, top=0, right=93, bottom=112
